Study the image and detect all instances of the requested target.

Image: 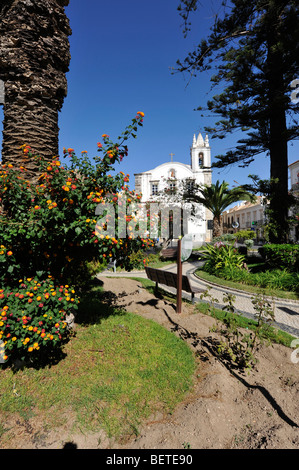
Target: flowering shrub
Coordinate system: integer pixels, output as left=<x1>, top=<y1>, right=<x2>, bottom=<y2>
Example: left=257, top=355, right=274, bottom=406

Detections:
left=0, top=277, right=79, bottom=364
left=0, top=112, right=153, bottom=365
left=0, top=112, right=152, bottom=289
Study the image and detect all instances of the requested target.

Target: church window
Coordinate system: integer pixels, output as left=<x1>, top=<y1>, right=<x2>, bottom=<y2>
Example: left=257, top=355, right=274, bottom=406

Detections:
left=169, top=168, right=176, bottom=178
left=198, top=152, right=204, bottom=167
left=186, top=179, right=195, bottom=193
left=169, top=181, right=176, bottom=194
left=151, top=183, right=159, bottom=195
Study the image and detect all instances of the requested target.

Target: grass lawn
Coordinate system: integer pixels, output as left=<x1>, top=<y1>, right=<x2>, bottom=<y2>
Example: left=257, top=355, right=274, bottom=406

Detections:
left=116, top=255, right=174, bottom=272
left=195, top=268, right=299, bottom=301
left=0, top=282, right=196, bottom=443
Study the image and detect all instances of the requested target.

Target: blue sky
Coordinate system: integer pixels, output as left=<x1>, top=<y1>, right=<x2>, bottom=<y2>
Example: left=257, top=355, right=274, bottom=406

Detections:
left=1, top=0, right=298, bottom=190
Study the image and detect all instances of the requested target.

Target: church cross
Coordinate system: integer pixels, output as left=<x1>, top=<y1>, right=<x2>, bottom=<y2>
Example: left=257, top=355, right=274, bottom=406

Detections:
left=169, top=153, right=175, bottom=162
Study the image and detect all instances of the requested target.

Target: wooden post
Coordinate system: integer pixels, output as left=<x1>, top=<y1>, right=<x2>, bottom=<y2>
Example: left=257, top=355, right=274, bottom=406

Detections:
left=176, top=238, right=182, bottom=314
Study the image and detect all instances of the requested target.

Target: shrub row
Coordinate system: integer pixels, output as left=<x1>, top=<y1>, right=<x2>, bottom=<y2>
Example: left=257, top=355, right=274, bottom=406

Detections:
left=216, top=265, right=299, bottom=293
left=258, top=244, right=299, bottom=271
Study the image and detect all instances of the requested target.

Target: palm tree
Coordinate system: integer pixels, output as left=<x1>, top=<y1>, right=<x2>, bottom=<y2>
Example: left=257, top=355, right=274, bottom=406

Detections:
left=0, top=0, right=71, bottom=180
left=183, top=180, right=256, bottom=238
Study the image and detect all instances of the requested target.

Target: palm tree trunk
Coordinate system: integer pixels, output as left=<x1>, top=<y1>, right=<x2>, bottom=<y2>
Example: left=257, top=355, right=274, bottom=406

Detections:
left=0, top=0, right=71, bottom=181
left=213, top=215, right=222, bottom=238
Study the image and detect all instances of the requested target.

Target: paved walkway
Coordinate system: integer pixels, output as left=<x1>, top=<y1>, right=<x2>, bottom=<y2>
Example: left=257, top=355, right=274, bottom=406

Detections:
left=99, top=260, right=299, bottom=338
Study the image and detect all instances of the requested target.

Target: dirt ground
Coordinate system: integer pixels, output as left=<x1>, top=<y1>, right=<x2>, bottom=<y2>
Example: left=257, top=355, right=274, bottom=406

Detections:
left=2, top=277, right=299, bottom=450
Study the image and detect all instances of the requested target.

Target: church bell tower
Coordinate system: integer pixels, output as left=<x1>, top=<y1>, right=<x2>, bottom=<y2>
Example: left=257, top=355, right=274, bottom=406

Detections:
left=190, top=132, right=212, bottom=186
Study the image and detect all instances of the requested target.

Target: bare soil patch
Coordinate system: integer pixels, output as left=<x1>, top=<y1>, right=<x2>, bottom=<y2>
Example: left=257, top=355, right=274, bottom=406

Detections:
left=1, top=277, right=299, bottom=449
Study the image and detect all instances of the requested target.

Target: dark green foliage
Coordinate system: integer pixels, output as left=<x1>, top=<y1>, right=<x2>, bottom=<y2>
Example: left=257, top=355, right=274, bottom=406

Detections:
left=258, top=244, right=299, bottom=272
left=217, top=265, right=299, bottom=293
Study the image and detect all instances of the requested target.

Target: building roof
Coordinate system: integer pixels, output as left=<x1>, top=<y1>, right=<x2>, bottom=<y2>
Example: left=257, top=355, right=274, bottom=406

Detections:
left=134, top=161, right=192, bottom=176
left=222, top=196, right=263, bottom=215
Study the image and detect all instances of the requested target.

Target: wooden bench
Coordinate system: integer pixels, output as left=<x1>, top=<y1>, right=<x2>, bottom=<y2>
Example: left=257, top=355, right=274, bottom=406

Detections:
left=145, top=266, right=205, bottom=304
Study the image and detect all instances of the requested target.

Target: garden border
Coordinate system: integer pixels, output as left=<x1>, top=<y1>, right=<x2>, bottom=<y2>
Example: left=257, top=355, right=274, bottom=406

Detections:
left=193, top=271, right=299, bottom=306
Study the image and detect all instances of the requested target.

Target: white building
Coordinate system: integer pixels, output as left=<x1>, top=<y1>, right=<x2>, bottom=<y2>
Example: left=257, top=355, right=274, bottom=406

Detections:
left=221, top=196, right=265, bottom=235
left=134, top=132, right=213, bottom=245
left=222, top=160, right=299, bottom=241
left=289, top=159, right=299, bottom=190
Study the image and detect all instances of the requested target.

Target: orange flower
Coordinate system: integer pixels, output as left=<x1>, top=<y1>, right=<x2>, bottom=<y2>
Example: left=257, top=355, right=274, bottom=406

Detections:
left=7, top=251, right=13, bottom=256
left=137, top=111, right=145, bottom=117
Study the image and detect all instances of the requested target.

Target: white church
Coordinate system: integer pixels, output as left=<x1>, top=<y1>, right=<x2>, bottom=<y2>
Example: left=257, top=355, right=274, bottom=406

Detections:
left=134, top=132, right=213, bottom=245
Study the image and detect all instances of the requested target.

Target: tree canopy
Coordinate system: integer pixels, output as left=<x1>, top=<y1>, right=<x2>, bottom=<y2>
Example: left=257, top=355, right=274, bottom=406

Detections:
left=176, top=0, right=299, bottom=242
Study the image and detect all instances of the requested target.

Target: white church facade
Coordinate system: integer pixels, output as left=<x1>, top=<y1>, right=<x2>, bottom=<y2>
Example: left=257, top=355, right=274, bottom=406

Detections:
left=134, top=132, right=213, bottom=245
